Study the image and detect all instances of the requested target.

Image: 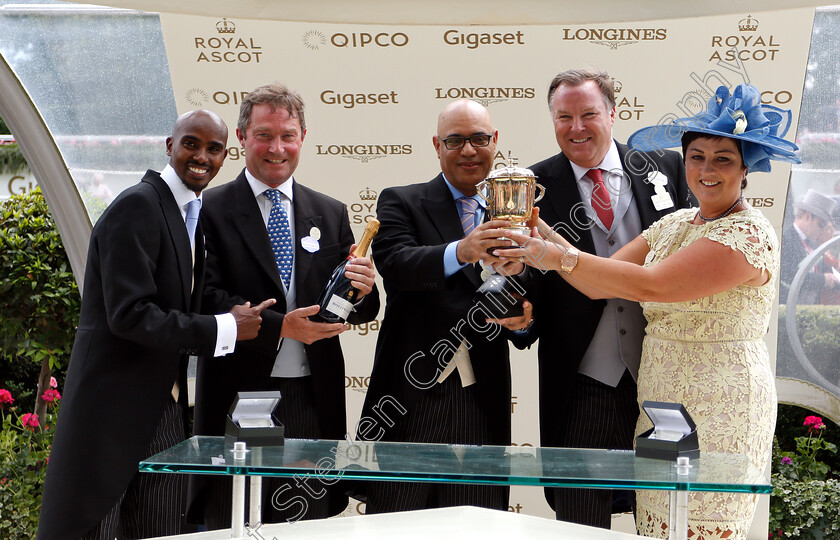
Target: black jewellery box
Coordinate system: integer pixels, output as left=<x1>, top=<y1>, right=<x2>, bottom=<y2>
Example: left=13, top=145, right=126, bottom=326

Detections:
left=224, top=391, right=285, bottom=447
left=635, top=401, right=700, bottom=461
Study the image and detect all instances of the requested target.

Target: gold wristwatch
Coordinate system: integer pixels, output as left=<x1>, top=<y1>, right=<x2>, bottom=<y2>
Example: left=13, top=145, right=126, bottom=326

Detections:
left=560, top=247, right=579, bottom=275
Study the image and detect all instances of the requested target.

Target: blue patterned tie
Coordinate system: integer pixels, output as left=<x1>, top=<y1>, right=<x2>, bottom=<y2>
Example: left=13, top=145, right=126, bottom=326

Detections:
left=185, top=198, right=201, bottom=249
left=265, top=189, right=293, bottom=289
left=459, top=197, right=479, bottom=235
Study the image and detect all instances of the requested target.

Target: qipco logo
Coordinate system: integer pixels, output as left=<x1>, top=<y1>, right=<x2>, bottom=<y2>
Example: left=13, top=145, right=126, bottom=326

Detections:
left=330, top=32, right=409, bottom=48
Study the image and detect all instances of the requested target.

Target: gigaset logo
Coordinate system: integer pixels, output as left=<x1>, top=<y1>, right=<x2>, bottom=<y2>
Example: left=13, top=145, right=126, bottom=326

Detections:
left=303, top=29, right=409, bottom=49
left=442, top=29, right=525, bottom=49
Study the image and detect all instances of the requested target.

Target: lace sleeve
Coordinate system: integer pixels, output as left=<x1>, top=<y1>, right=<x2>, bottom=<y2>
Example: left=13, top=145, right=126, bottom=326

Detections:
left=706, top=212, right=779, bottom=273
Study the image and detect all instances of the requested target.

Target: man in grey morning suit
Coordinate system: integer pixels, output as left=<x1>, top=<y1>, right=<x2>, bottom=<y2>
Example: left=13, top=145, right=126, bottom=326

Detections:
left=525, top=69, right=693, bottom=528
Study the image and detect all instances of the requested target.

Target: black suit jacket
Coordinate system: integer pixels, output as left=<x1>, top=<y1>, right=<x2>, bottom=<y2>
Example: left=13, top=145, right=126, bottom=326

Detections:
left=38, top=171, right=217, bottom=540
left=526, top=143, right=692, bottom=449
left=190, top=171, right=379, bottom=517
left=358, top=174, right=517, bottom=447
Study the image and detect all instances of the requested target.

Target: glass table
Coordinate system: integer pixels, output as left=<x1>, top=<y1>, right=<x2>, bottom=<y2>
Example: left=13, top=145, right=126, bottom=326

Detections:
left=140, top=436, right=771, bottom=540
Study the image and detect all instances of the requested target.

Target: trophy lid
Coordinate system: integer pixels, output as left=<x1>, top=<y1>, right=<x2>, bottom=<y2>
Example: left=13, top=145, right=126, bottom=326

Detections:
left=486, top=152, right=536, bottom=180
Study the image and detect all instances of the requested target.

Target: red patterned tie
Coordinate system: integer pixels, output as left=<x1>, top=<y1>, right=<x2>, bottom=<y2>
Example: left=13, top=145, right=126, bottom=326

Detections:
left=586, top=168, right=613, bottom=230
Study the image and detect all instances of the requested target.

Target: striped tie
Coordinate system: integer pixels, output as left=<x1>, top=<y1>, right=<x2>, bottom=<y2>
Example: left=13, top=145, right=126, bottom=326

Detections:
left=459, top=197, right=479, bottom=235
left=587, top=168, right=614, bottom=230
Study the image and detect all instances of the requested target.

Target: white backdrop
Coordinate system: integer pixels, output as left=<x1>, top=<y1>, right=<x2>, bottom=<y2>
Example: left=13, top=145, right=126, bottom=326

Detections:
left=156, top=8, right=814, bottom=533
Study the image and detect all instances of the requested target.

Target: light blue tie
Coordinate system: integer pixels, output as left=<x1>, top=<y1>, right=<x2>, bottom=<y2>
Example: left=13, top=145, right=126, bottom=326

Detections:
left=265, top=189, right=294, bottom=289
left=185, top=198, right=201, bottom=248
left=459, top=197, right=479, bottom=235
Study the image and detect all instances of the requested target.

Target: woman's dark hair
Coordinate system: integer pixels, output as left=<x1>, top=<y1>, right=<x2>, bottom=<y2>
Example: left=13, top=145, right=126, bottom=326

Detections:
left=681, top=131, right=748, bottom=190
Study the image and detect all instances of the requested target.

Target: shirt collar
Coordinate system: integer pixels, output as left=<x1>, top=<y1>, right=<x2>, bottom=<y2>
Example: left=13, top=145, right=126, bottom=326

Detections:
left=160, top=164, right=202, bottom=210
left=568, top=139, right=622, bottom=182
left=245, top=168, right=295, bottom=202
left=441, top=173, right=486, bottom=210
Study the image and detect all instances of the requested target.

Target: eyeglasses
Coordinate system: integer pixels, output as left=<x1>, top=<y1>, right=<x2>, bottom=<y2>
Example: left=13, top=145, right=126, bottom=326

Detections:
left=439, top=133, right=493, bottom=150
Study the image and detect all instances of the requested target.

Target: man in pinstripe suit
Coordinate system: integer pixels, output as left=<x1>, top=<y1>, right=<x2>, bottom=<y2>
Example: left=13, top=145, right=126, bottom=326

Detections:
left=358, top=99, right=532, bottom=513
left=524, top=68, right=691, bottom=528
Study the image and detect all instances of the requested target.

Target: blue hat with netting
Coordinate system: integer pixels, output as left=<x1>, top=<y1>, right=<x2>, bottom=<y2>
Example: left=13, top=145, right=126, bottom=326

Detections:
left=627, top=84, right=801, bottom=173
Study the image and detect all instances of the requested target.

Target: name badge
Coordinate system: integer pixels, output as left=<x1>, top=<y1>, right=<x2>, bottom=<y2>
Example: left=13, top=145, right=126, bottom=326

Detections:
left=647, top=171, right=674, bottom=210
left=301, top=236, right=320, bottom=253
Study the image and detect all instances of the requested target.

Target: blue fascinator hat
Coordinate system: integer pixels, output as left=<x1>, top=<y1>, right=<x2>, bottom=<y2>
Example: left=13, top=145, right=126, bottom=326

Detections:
left=627, top=84, right=801, bottom=173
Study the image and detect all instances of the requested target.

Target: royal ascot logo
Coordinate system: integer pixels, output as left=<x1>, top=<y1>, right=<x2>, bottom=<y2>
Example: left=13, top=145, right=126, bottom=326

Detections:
left=442, top=29, right=525, bottom=50
left=434, top=87, right=535, bottom=107
left=492, top=150, right=520, bottom=171
left=739, top=14, right=759, bottom=31
left=709, top=15, right=780, bottom=62
left=315, top=143, right=412, bottom=163
left=611, top=80, right=645, bottom=121
left=194, top=18, right=264, bottom=63
left=303, top=29, right=410, bottom=49
left=216, top=18, right=235, bottom=34
left=183, top=88, right=251, bottom=108
left=348, top=187, right=378, bottom=225
left=320, top=90, right=400, bottom=109
left=561, top=27, right=667, bottom=50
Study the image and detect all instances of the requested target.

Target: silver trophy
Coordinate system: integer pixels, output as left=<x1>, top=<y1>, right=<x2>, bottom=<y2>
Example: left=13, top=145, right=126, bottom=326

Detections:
left=476, top=155, right=545, bottom=237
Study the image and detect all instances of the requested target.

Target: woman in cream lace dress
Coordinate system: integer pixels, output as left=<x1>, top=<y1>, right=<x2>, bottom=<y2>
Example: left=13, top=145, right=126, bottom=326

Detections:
left=497, top=83, right=799, bottom=539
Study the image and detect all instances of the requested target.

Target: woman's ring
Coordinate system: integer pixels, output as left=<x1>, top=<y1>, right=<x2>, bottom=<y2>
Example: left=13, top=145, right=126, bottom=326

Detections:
left=518, top=257, right=525, bottom=263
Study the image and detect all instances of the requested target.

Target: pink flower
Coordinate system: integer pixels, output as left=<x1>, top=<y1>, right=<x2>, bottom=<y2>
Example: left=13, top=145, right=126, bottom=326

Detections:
left=0, top=389, right=14, bottom=406
left=781, top=456, right=792, bottom=465
left=41, top=388, right=61, bottom=403
left=804, top=415, right=826, bottom=433
left=20, top=413, right=39, bottom=430
left=49, top=377, right=57, bottom=388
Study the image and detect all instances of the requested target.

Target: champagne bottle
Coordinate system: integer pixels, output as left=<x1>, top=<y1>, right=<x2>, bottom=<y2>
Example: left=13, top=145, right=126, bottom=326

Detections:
left=315, top=218, right=380, bottom=323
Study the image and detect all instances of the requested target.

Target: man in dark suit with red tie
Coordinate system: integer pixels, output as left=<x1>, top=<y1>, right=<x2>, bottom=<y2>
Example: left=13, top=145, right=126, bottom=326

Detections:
left=357, top=99, right=532, bottom=513
left=525, top=68, right=692, bottom=528
left=37, top=110, right=272, bottom=540
left=191, top=83, right=379, bottom=528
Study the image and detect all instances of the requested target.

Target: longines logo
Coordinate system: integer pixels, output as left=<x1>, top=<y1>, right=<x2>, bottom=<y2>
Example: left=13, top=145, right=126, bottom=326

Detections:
left=182, top=88, right=251, bottom=107
left=442, top=29, right=525, bottom=49
left=195, top=19, right=264, bottom=63
left=561, top=27, right=667, bottom=49
left=345, top=375, right=371, bottom=392
left=709, top=15, right=780, bottom=62
left=303, top=29, right=409, bottom=49
left=434, top=87, right=535, bottom=107
left=320, top=90, right=399, bottom=109
left=315, top=144, right=412, bottom=163
left=348, top=187, right=378, bottom=224
left=612, top=79, right=645, bottom=121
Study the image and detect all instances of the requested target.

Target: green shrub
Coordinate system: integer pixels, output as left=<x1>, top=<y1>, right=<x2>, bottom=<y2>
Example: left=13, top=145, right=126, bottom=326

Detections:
left=0, top=143, right=27, bottom=175
left=0, top=188, right=79, bottom=412
left=0, top=386, right=59, bottom=538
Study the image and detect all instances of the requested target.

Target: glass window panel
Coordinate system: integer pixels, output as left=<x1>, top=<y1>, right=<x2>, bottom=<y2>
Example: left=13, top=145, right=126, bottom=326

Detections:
left=0, top=0, right=176, bottom=222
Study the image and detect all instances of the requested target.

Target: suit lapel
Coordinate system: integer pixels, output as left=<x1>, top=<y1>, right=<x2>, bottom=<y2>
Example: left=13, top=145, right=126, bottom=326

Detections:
left=229, top=173, right=287, bottom=292
left=143, top=172, right=193, bottom=308
left=291, top=182, right=323, bottom=291
left=536, top=155, right=597, bottom=254
left=421, top=174, right=481, bottom=288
